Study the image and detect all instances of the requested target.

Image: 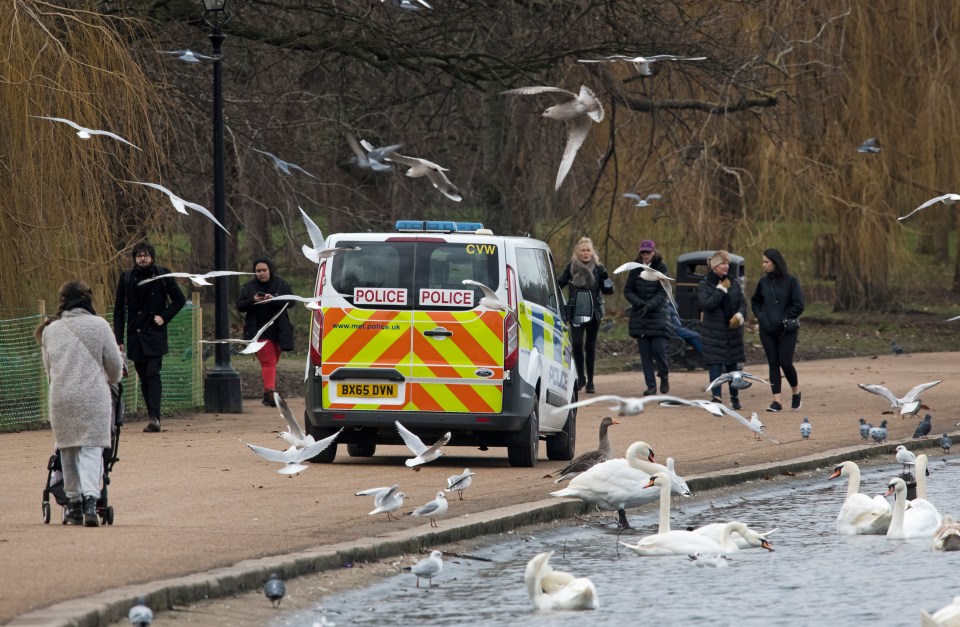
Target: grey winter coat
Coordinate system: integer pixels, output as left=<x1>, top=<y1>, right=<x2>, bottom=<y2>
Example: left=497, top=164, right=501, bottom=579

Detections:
left=42, top=309, right=124, bottom=448
left=697, top=271, right=747, bottom=365
left=623, top=258, right=673, bottom=339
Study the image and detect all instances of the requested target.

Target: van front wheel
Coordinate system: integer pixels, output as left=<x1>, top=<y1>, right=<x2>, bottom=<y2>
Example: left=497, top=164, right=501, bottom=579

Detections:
left=507, top=398, right=539, bottom=468
left=546, top=404, right=576, bottom=461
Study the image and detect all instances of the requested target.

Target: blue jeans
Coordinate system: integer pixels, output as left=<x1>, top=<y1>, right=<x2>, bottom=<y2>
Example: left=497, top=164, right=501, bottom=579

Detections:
left=708, top=362, right=740, bottom=400
left=637, top=336, right=669, bottom=390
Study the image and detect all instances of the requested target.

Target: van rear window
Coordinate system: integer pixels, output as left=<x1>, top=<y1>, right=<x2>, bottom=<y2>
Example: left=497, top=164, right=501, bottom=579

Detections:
left=328, top=240, right=500, bottom=310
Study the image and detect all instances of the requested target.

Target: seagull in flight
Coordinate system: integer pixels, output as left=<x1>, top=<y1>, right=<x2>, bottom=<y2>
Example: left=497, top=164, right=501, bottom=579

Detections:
left=857, top=380, right=941, bottom=415
left=137, top=270, right=253, bottom=287
left=355, top=484, right=406, bottom=520
left=382, top=0, right=433, bottom=10
left=238, top=428, right=341, bottom=475
left=898, top=194, right=960, bottom=221
left=199, top=304, right=289, bottom=354
left=252, top=148, right=316, bottom=178
left=345, top=132, right=401, bottom=172
left=31, top=115, right=140, bottom=150
left=158, top=49, right=218, bottom=64
left=395, top=421, right=450, bottom=470
left=384, top=153, right=463, bottom=201
left=273, top=391, right=315, bottom=449
left=462, top=279, right=509, bottom=311
left=298, top=206, right=360, bottom=263
left=578, top=54, right=706, bottom=76
left=124, top=180, right=229, bottom=234
left=857, top=137, right=881, bottom=153
left=613, top=261, right=679, bottom=311
left=705, top=370, right=768, bottom=392
left=255, top=293, right=331, bottom=310
left=623, top=192, right=662, bottom=207
left=502, top=85, right=604, bottom=190
left=686, top=399, right=781, bottom=443
left=555, top=393, right=698, bottom=417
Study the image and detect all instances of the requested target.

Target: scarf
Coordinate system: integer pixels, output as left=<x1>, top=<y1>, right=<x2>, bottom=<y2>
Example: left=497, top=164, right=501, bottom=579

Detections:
left=62, top=298, right=97, bottom=316
left=570, top=257, right=596, bottom=290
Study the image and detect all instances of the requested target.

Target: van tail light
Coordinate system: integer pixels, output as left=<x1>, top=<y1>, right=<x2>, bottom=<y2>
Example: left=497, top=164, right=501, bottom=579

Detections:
left=506, top=265, right=517, bottom=309
left=503, top=311, right=519, bottom=371
left=310, top=262, right=326, bottom=367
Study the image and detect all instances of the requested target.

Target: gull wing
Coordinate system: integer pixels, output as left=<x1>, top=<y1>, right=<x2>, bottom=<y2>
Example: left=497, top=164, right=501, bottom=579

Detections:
left=501, top=85, right=578, bottom=99
left=294, top=428, right=342, bottom=461
left=623, top=193, right=642, bottom=203
left=898, top=194, right=960, bottom=221
left=181, top=198, right=229, bottom=234
left=240, top=439, right=298, bottom=464
left=858, top=383, right=899, bottom=406
left=420, top=432, right=451, bottom=459
left=395, top=421, right=428, bottom=456
left=902, top=380, right=942, bottom=403
left=645, top=193, right=663, bottom=202
left=702, top=403, right=781, bottom=443
left=554, top=394, right=627, bottom=414
left=250, top=304, right=290, bottom=343
left=555, top=115, right=590, bottom=190
left=461, top=279, right=497, bottom=301
left=705, top=372, right=733, bottom=392
left=742, top=372, right=769, bottom=385
left=275, top=392, right=305, bottom=441
left=425, top=168, right=463, bottom=202
left=355, top=485, right=396, bottom=507
left=138, top=272, right=194, bottom=285
left=613, top=261, right=643, bottom=274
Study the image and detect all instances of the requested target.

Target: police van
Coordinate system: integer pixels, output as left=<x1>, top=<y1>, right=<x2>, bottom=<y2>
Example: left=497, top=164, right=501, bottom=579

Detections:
left=303, top=220, right=590, bottom=467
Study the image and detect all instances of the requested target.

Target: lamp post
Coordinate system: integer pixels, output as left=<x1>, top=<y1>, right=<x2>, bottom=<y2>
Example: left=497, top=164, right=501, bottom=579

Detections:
left=202, top=0, right=242, bottom=413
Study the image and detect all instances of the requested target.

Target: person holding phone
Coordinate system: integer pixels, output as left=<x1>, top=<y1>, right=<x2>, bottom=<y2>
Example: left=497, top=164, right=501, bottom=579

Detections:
left=237, top=257, right=294, bottom=406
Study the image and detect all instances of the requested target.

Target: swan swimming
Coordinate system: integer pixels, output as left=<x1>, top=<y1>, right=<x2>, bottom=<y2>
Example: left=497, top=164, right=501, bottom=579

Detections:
left=829, top=461, right=892, bottom=535
left=525, top=551, right=599, bottom=611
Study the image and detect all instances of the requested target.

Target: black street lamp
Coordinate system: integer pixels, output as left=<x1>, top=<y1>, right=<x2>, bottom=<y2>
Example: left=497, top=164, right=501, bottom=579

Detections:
left=202, top=0, right=242, bottom=413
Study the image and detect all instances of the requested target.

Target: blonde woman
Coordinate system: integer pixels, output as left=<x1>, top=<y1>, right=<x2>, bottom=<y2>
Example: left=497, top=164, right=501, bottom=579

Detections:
left=557, top=237, right=614, bottom=394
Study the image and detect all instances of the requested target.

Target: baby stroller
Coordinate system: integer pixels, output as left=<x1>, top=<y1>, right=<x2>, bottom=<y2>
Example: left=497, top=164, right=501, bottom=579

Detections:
left=41, top=382, right=124, bottom=525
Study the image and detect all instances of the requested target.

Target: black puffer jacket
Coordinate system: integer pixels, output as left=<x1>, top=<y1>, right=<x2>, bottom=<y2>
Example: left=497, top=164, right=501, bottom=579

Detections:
left=623, top=257, right=673, bottom=339
left=697, top=271, right=746, bottom=365
left=557, top=262, right=614, bottom=320
left=236, top=257, right=295, bottom=351
left=750, top=274, right=805, bottom=336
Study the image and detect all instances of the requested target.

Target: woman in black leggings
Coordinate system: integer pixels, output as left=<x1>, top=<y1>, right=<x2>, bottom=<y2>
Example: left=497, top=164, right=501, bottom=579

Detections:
left=750, top=248, right=805, bottom=412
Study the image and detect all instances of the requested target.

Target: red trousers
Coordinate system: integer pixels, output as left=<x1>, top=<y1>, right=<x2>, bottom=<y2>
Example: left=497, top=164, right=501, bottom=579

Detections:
left=257, top=339, right=282, bottom=391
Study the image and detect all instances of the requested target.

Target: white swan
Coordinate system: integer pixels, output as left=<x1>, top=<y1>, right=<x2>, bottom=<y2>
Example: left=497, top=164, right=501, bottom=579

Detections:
left=623, top=442, right=692, bottom=496
left=525, top=551, right=599, bottom=611
left=619, top=473, right=774, bottom=556
left=550, top=441, right=658, bottom=529
left=931, top=515, right=960, bottom=552
left=920, top=595, right=960, bottom=626
left=885, top=477, right=940, bottom=539
left=829, top=461, right=892, bottom=535
left=911, top=454, right=944, bottom=521
left=692, top=522, right=780, bottom=551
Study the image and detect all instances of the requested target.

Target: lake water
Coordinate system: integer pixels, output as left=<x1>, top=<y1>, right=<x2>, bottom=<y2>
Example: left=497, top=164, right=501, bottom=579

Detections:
left=271, top=458, right=959, bottom=627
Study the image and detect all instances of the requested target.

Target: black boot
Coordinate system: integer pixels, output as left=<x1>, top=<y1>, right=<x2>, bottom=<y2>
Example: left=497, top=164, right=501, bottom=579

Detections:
left=659, top=375, right=670, bottom=394
left=143, top=416, right=161, bottom=432
left=64, top=500, right=83, bottom=525
left=83, top=496, right=100, bottom=527
left=262, top=390, right=277, bottom=407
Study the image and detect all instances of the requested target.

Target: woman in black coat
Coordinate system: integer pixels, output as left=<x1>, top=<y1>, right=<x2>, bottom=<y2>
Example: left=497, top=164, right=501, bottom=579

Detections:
left=750, top=248, right=805, bottom=413
left=697, top=250, right=747, bottom=408
left=237, top=256, right=294, bottom=406
left=557, top=237, right=614, bottom=394
left=623, top=239, right=673, bottom=396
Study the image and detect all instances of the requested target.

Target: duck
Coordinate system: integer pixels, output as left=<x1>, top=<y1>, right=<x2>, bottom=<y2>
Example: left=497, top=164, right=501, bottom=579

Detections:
left=931, top=515, right=960, bottom=552
left=551, top=417, right=619, bottom=483
left=525, top=551, right=599, bottom=611
left=828, top=461, right=892, bottom=535
left=885, top=477, right=940, bottom=539
left=619, top=473, right=774, bottom=556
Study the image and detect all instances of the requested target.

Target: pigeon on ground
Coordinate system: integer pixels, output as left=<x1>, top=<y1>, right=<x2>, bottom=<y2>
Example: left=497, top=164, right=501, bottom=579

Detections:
left=800, top=417, right=812, bottom=439
left=137, top=270, right=253, bottom=287
left=445, top=469, right=475, bottom=500
left=857, top=381, right=941, bottom=416
left=462, top=279, right=509, bottom=311
left=858, top=418, right=872, bottom=441
left=158, top=49, right=217, bottom=64
left=501, top=85, right=604, bottom=190
left=123, top=180, right=228, bottom=233
left=252, top=148, right=316, bottom=178
left=551, top=417, right=619, bottom=483
left=914, top=414, right=933, bottom=440
left=264, top=573, right=285, bottom=608
left=297, top=207, right=360, bottom=264
left=356, top=484, right=406, bottom=520
left=612, top=262, right=679, bottom=312
left=405, top=550, right=443, bottom=588
left=199, top=304, right=290, bottom=354
left=705, top=370, right=768, bottom=392
left=869, top=419, right=889, bottom=444
left=857, top=137, right=881, bottom=153
left=897, top=193, right=960, bottom=221
left=395, top=421, right=450, bottom=470
left=238, top=428, right=341, bottom=475
left=623, top=192, right=662, bottom=207
left=31, top=115, right=140, bottom=150
left=941, top=433, right=953, bottom=454
left=128, top=597, right=153, bottom=627
left=345, top=132, right=401, bottom=171
left=384, top=153, right=463, bottom=201
left=895, top=445, right=917, bottom=473
left=890, top=339, right=907, bottom=355
left=410, top=491, right=448, bottom=527
left=577, top=54, right=706, bottom=76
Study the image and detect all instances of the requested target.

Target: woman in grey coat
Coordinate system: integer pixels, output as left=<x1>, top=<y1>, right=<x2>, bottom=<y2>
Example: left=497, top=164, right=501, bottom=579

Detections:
left=37, top=282, right=124, bottom=526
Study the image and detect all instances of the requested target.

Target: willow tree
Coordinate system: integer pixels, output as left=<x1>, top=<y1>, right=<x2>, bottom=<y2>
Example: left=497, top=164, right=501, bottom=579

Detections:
left=1, top=1, right=169, bottom=312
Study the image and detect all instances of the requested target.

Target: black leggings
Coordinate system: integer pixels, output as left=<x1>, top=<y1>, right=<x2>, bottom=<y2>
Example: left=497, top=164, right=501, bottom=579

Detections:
left=570, top=316, right=600, bottom=385
left=759, top=329, right=798, bottom=394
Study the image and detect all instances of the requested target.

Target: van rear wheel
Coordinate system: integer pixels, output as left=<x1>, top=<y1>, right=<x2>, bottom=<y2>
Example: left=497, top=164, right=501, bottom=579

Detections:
left=508, top=398, right=539, bottom=468
left=347, top=442, right=377, bottom=457
left=305, top=413, right=338, bottom=464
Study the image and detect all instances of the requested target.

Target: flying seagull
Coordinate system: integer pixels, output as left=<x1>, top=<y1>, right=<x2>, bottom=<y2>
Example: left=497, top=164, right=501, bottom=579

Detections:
left=238, top=428, right=341, bottom=475
left=382, top=0, right=433, bottom=10
left=345, top=132, right=401, bottom=172
left=613, top=261, right=679, bottom=312
left=857, top=137, right=881, bottom=153
left=124, top=180, right=228, bottom=234
left=405, top=550, right=443, bottom=588
left=263, top=573, right=285, bottom=608
left=158, top=49, right=218, bottom=64
left=32, top=115, right=140, bottom=150
left=355, top=484, right=406, bottom=520
left=254, top=293, right=331, bottom=310
left=395, top=421, right=450, bottom=470
left=445, top=469, right=475, bottom=500
left=898, top=193, right=960, bottom=221
left=502, top=85, right=604, bottom=190
left=384, top=153, right=463, bottom=201
left=705, top=370, right=768, bottom=392
left=461, top=279, right=509, bottom=311
left=199, top=303, right=289, bottom=354
left=577, top=54, right=706, bottom=76
left=857, top=381, right=941, bottom=415
left=623, top=192, right=662, bottom=207
left=298, top=206, right=360, bottom=263
left=686, top=399, right=782, bottom=443
left=555, top=393, right=698, bottom=417
left=137, top=270, right=253, bottom=287
left=252, top=148, right=316, bottom=178
left=273, top=391, right=315, bottom=449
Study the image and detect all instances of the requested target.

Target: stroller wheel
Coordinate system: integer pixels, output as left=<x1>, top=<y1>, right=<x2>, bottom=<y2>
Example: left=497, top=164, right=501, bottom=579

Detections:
left=42, top=501, right=51, bottom=525
left=105, top=506, right=114, bottom=526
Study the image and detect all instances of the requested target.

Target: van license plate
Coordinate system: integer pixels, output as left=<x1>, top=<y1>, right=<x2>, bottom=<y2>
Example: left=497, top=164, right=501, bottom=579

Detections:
left=337, top=383, right=398, bottom=398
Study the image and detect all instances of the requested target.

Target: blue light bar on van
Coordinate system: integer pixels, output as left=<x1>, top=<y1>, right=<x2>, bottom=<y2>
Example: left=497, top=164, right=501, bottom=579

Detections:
left=394, top=220, right=486, bottom=233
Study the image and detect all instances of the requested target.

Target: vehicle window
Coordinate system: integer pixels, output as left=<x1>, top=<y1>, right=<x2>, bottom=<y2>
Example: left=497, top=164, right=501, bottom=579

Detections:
left=328, top=241, right=414, bottom=309
left=417, top=242, right=500, bottom=311
left=515, top=247, right=556, bottom=311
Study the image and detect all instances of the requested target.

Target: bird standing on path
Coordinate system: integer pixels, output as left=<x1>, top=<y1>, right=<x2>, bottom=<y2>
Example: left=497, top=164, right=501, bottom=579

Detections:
left=128, top=597, right=153, bottom=627
left=406, top=550, right=443, bottom=588
left=264, top=573, right=286, bottom=608
left=445, top=469, right=475, bottom=500
left=800, top=417, right=812, bottom=439
left=941, top=433, right=953, bottom=454
left=913, top=414, right=933, bottom=440
left=356, top=485, right=406, bottom=520
left=870, top=420, right=889, bottom=444
left=859, top=418, right=872, bottom=441
left=890, top=339, right=907, bottom=355
left=410, top=491, right=448, bottom=527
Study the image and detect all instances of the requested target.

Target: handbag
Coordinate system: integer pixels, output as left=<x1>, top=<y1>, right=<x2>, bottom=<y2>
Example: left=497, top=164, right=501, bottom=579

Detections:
left=783, top=318, right=800, bottom=332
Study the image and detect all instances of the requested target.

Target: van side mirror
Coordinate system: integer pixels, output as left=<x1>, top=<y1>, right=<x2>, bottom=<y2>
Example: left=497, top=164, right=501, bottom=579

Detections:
left=568, top=289, right=593, bottom=326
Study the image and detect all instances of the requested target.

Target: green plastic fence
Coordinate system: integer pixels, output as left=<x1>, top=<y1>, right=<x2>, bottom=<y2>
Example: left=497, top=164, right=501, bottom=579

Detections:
left=0, top=306, right=202, bottom=430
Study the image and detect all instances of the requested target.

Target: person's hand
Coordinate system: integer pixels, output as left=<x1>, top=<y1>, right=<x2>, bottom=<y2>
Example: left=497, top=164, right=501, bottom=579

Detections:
left=728, top=312, right=743, bottom=329
left=633, top=304, right=648, bottom=318
left=153, top=315, right=164, bottom=326
left=720, top=278, right=732, bottom=290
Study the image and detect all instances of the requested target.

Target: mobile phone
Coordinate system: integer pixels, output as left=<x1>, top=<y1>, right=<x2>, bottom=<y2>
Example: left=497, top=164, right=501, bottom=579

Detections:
left=256, top=291, right=266, bottom=298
